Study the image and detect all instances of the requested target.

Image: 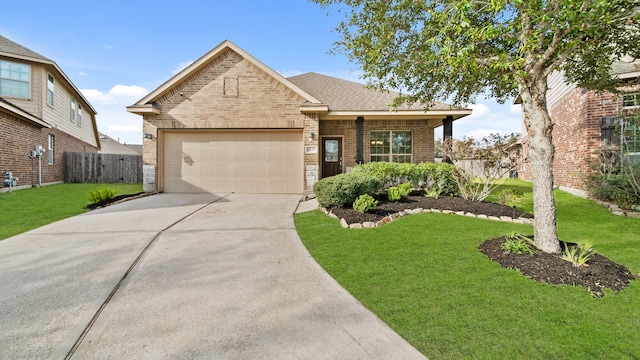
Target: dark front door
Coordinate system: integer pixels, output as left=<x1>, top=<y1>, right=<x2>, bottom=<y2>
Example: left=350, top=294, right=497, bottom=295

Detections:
left=322, top=137, right=342, bottom=178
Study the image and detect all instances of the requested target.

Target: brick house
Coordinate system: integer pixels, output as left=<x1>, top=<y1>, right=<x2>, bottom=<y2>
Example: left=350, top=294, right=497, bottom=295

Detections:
left=518, top=60, right=640, bottom=195
left=128, top=40, right=471, bottom=194
left=0, top=35, right=100, bottom=190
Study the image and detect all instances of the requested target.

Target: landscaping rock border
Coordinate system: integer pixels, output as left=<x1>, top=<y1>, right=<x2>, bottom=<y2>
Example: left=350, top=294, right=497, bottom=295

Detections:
left=322, top=207, right=535, bottom=229
left=591, top=199, right=640, bottom=219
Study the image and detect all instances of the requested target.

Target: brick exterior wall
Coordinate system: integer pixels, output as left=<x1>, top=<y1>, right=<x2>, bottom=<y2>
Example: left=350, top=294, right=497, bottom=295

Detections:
left=520, top=82, right=640, bottom=192
left=143, top=49, right=319, bottom=192
left=319, top=119, right=435, bottom=176
left=1, top=110, right=98, bottom=188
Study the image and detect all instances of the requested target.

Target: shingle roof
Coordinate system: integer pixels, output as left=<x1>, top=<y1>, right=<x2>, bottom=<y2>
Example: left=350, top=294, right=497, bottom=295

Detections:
left=287, top=72, right=456, bottom=111
left=0, top=35, right=50, bottom=61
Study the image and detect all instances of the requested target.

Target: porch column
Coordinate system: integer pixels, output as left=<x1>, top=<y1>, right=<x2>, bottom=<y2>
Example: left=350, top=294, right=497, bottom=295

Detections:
left=356, top=116, right=364, bottom=164
left=443, top=116, right=453, bottom=163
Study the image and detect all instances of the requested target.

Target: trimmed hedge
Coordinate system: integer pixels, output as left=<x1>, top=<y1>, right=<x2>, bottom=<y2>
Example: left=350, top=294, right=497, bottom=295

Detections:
left=313, top=172, right=381, bottom=208
left=352, top=162, right=458, bottom=195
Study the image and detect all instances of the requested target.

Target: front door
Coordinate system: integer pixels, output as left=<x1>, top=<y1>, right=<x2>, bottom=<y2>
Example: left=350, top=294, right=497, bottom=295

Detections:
left=322, top=137, right=342, bottom=178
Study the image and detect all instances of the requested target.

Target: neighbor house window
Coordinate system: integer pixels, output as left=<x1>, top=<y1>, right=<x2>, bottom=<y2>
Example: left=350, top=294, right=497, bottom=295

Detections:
left=622, top=93, right=640, bottom=109
left=48, top=134, right=54, bottom=164
left=622, top=116, right=640, bottom=158
left=77, top=104, right=82, bottom=126
left=70, top=97, right=76, bottom=122
left=0, top=60, right=30, bottom=99
left=47, top=74, right=55, bottom=106
left=370, top=130, right=413, bottom=163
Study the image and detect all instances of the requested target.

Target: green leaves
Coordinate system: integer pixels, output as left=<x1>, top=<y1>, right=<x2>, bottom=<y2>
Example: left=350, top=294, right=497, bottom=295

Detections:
left=312, top=0, right=640, bottom=105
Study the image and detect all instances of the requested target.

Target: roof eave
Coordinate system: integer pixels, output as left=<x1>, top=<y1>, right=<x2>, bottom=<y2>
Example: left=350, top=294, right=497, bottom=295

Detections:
left=0, top=101, right=52, bottom=128
left=126, top=104, right=161, bottom=115
left=319, top=109, right=472, bottom=121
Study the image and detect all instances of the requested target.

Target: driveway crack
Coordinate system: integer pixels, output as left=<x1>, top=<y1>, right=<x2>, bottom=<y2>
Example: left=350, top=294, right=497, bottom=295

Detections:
left=64, top=195, right=228, bottom=359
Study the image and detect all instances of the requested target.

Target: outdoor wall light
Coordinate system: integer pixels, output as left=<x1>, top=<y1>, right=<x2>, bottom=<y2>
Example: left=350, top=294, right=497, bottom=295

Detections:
left=308, top=132, right=315, bottom=141
left=144, top=133, right=154, bottom=139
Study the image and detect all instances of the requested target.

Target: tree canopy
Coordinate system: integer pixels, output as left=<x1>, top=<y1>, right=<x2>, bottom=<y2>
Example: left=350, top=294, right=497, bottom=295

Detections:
left=314, top=0, right=640, bottom=253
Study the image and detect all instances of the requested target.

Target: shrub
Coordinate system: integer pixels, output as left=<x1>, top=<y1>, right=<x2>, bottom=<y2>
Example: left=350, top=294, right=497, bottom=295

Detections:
left=352, top=161, right=458, bottom=195
left=388, top=182, right=412, bottom=202
left=501, top=233, right=537, bottom=255
left=313, top=173, right=381, bottom=208
left=388, top=187, right=402, bottom=201
left=498, top=188, right=524, bottom=207
left=88, top=188, right=117, bottom=204
left=353, top=194, right=379, bottom=213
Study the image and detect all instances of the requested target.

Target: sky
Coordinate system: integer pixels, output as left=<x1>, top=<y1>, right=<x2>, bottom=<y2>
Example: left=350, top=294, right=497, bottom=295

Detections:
left=1, top=1, right=522, bottom=145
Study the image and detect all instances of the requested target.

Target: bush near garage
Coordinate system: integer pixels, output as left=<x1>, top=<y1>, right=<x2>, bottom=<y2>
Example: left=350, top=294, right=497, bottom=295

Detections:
left=313, top=172, right=381, bottom=208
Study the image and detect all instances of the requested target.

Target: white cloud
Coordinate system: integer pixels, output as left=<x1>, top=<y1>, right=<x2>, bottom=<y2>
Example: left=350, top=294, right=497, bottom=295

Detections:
left=81, top=88, right=116, bottom=105
left=104, top=43, right=113, bottom=50
left=109, top=85, right=148, bottom=99
left=79, top=71, right=87, bottom=77
left=451, top=100, right=522, bottom=139
left=172, top=61, right=194, bottom=75
left=81, top=85, right=148, bottom=105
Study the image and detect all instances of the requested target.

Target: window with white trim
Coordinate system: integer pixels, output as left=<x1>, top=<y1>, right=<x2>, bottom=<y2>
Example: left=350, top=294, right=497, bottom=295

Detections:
left=623, top=93, right=640, bottom=109
left=0, top=60, right=30, bottom=98
left=47, top=74, right=54, bottom=106
left=370, top=130, right=413, bottom=163
left=77, top=104, right=82, bottom=126
left=48, top=134, right=54, bottom=165
left=70, top=97, right=76, bottom=122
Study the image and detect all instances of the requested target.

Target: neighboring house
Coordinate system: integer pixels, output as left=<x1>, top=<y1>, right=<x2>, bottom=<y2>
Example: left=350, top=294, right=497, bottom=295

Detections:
left=518, top=59, right=640, bottom=195
left=98, top=132, right=142, bottom=155
left=128, top=40, right=471, bottom=194
left=0, top=35, right=100, bottom=189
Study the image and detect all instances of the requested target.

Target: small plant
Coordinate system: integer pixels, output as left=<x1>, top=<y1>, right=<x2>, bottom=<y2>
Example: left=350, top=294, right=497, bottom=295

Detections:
left=388, top=186, right=402, bottom=201
left=88, top=188, right=117, bottom=204
left=388, top=182, right=412, bottom=202
left=424, top=187, right=443, bottom=199
left=501, top=233, right=537, bottom=255
left=563, top=241, right=597, bottom=267
left=398, top=182, right=413, bottom=196
left=498, top=188, right=524, bottom=207
left=353, top=194, right=379, bottom=213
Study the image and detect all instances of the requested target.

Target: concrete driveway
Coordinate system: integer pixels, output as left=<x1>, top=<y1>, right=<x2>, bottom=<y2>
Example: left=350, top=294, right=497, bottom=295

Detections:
left=0, top=193, right=426, bottom=359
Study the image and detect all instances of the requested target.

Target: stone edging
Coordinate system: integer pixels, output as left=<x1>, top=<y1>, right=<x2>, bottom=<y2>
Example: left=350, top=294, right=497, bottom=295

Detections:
left=321, top=207, right=534, bottom=229
left=590, top=199, right=640, bottom=219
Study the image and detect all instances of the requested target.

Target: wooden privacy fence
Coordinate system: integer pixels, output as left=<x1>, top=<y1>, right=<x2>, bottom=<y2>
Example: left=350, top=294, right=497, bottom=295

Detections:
left=64, top=152, right=143, bottom=183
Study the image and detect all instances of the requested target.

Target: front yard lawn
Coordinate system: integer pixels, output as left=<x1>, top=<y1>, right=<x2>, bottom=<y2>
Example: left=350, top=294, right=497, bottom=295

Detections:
left=294, top=180, right=640, bottom=359
left=0, top=183, right=143, bottom=240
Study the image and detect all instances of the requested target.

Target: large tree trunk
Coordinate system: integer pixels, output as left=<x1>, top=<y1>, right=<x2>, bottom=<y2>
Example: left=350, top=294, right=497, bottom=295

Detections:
left=521, top=81, right=562, bottom=254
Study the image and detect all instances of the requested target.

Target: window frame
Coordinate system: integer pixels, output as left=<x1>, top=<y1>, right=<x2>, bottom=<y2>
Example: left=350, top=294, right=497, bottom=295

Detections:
left=0, top=60, right=31, bottom=99
left=622, top=92, right=640, bottom=109
left=77, top=103, right=82, bottom=126
left=70, top=97, right=76, bottom=122
left=48, top=134, right=55, bottom=165
left=369, top=130, right=413, bottom=163
left=47, top=73, right=55, bottom=107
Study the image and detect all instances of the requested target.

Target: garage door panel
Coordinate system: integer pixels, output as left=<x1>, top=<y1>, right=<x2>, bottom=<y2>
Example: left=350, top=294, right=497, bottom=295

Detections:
left=163, top=131, right=303, bottom=193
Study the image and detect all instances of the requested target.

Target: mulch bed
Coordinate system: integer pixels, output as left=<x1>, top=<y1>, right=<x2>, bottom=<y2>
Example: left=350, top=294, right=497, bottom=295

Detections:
left=326, top=194, right=636, bottom=296
left=86, top=192, right=146, bottom=210
left=328, top=194, right=532, bottom=225
left=479, top=237, right=637, bottom=297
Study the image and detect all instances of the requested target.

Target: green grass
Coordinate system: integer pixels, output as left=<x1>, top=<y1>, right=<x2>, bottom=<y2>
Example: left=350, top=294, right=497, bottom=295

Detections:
left=0, top=183, right=142, bottom=240
left=295, top=179, right=640, bottom=359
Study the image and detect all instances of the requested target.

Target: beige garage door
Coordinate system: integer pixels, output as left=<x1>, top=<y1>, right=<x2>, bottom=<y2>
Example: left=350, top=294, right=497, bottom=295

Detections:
left=163, top=130, right=303, bottom=194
